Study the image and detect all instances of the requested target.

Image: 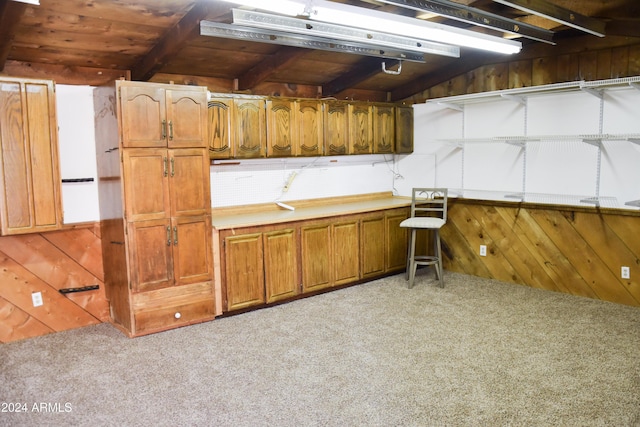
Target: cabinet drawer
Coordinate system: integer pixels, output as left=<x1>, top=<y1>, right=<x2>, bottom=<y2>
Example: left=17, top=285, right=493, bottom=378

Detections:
left=134, top=298, right=214, bottom=335
left=131, top=281, right=215, bottom=335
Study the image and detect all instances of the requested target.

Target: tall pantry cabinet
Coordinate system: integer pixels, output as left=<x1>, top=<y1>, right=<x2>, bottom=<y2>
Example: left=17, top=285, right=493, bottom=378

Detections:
left=95, top=80, right=214, bottom=337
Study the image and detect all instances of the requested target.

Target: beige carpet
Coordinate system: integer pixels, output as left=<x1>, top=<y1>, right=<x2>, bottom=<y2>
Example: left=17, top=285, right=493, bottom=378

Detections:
left=1, top=271, right=639, bottom=427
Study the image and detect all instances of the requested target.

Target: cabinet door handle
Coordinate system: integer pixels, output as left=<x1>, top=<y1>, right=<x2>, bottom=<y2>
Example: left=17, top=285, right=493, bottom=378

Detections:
left=168, top=120, right=174, bottom=140
left=166, top=226, right=171, bottom=246
left=173, top=226, right=178, bottom=245
left=163, top=157, right=168, bottom=177
left=162, top=119, right=167, bottom=140
left=170, top=157, right=175, bottom=177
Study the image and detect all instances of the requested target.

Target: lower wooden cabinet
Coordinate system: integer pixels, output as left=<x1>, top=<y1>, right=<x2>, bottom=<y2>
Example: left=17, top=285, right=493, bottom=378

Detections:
left=218, top=207, right=409, bottom=313
left=221, top=225, right=299, bottom=311
left=264, top=229, right=298, bottom=303
left=386, top=208, right=410, bottom=272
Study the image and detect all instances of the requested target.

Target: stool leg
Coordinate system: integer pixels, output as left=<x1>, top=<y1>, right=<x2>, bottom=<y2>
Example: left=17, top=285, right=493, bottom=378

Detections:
left=435, top=230, right=444, bottom=288
left=404, top=227, right=412, bottom=281
left=408, top=228, right=417, bottom=289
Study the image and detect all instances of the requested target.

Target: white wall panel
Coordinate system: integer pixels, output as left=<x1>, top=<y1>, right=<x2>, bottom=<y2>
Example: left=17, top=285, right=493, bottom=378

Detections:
left=56, top=85, right=100, bottom=223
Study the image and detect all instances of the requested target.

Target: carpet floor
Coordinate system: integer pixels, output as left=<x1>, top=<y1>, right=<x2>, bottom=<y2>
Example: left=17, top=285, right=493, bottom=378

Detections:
left=1, top=271, right=639, bottom=427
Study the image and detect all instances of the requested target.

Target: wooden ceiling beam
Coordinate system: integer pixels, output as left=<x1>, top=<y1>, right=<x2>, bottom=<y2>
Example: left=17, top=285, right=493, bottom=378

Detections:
left=322, top=57, right=400, bottom=97
left=237, top=47, right=308, bottom=91
left=493, top=0, right=606, bottom=37
left=0, top=0, right=28, bottom=71
left=130, top=1, right=228, bottom=82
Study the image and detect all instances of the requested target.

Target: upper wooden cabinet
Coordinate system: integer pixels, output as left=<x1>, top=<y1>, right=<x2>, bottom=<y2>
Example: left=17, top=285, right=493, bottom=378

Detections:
left=296, top=100, right=323, bottom=157
left=119, top=82, right=207, bottom=149
left=234, top=98, right=266, bottom=158
left=207, top=98, right=233, bottom=159
left=266, top=98, right=295, bottom=157
left=207, top=93, right=415, bottom=158
left=0, top=78, right=63, bottom=235
left=349, top=103, right=373, bottom=155
left=395, top=106, right=414, bottom=154
left=373, top=104, right=395, bottom=154
left=324, top=101, right=349, bottom=156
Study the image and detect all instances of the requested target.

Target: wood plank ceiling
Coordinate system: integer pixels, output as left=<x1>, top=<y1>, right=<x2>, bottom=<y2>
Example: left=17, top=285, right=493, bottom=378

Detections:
left=1, top=0, right=639, bottom=102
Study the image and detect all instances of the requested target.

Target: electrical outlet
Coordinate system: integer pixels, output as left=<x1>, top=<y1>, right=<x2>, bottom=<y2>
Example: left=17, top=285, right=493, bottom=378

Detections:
left=479, top=245, right=487, bottom=257
left=621, top=266, right=630, bottom=279
left=32, top=292, right=43, bottom=307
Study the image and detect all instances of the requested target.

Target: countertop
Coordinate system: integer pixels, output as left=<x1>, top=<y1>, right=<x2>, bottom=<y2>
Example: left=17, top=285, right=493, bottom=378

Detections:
left=211, top=196, right=411, bottom=230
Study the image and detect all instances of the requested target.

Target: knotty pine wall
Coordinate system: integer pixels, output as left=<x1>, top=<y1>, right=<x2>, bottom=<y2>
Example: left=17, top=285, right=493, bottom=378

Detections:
left=0, top=224, right=108, bottom=343
left=441, top=199, right=640, bottom=307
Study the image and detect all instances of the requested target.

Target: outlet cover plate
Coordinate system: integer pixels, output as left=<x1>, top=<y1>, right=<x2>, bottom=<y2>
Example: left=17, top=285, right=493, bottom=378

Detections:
left=480, top=245, right=487, bottom=257
left=621, top=266, right=630, bottom=279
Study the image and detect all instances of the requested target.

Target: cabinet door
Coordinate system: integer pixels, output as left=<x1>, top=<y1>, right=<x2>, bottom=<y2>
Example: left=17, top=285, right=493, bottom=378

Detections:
left=234, top=99, right=266, bottom=158
left=324, top=101, right=349, bottom=155
left=208, top=98, right=233, bottom=159
left=167, top=148, right=211, bottom=218
left=166, top=88, right=208, bottom=149
left=349, top=103, right=372, bottom=154
left=172, top=215, right=212, bottom=286
left=333, top=221, right=360, bottom=285
left=296, top=100, right=323, bottom=156
left=264, top=229, right=299, bottom=303
left=122, top=148, right=170, bottom=222
left=361, top=214, right=385, bottom=278
left=119, top=85, right=167, bottom=148
left=386, top=209, right=409, bottom=272
left=395, top=106, right=414, bottom=154
left=128, top=218, right=173, bottom=292
left=267, top=98, right=295, bottom=157
left=0, top=79, right=62, bottom=235
left=224, top=232, right=265, bottom=310
left=373, top=105, right=395, bottom=154
left=300, top=224, right=332, bottom=292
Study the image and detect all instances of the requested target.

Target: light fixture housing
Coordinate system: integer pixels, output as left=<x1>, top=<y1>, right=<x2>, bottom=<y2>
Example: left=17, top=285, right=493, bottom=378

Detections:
left=232, top=8, right=460, bottom=58
left=215, top=0, right=523, bottom=54
left=201, top=20, right=428, bottom=62
left=307, top=0, right=522, bottom=55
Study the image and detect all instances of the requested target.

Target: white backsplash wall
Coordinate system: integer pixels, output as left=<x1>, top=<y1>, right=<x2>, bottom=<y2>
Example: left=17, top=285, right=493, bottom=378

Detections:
left=210, top=155, right=398, bottom=208
left=56, top=85, right=101, bottom=223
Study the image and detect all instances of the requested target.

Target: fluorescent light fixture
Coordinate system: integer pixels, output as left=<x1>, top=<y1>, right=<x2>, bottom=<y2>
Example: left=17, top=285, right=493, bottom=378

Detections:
left=213, top=0, right=521, bottom=55
left=201, top=20, right=428, bottom=62
left=232, top=9, right=460, bottom=58
left=308, top=0, right=521, bottom=54
left=12, top=0, right=40, bottom=4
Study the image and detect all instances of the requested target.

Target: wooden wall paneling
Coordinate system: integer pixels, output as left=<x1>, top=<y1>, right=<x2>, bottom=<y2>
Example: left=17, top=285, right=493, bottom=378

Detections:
left=603, top=214, right=640, bottom=301
left=455, top=204, right=524, bottom=284
left=0, top=234, right=108, bottom=322
left=508, top=60, right=532, bottom=89
left=556, top=53, right=581, bottom=82
left=0, top=297, right=53, bottom=343
left=440, top=205, right=493, bottom=278
left=532, top=56, right=558, bottom=86
left=509, top=208, right=596, bottom=298
left=43, top=228, right=105, bottom=282
left=596, top=49, right=613, bottom=80
left=628, top=45, right=640, bottom=75
left=610, top=46, right=630, bottom=78
left=0, top=251, right=101, bottom=333
left=482, top=206, right=558, bottom=291
left=523, top=209, right=636, bottom=305
left=579, top=51, right=599, bottom=80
